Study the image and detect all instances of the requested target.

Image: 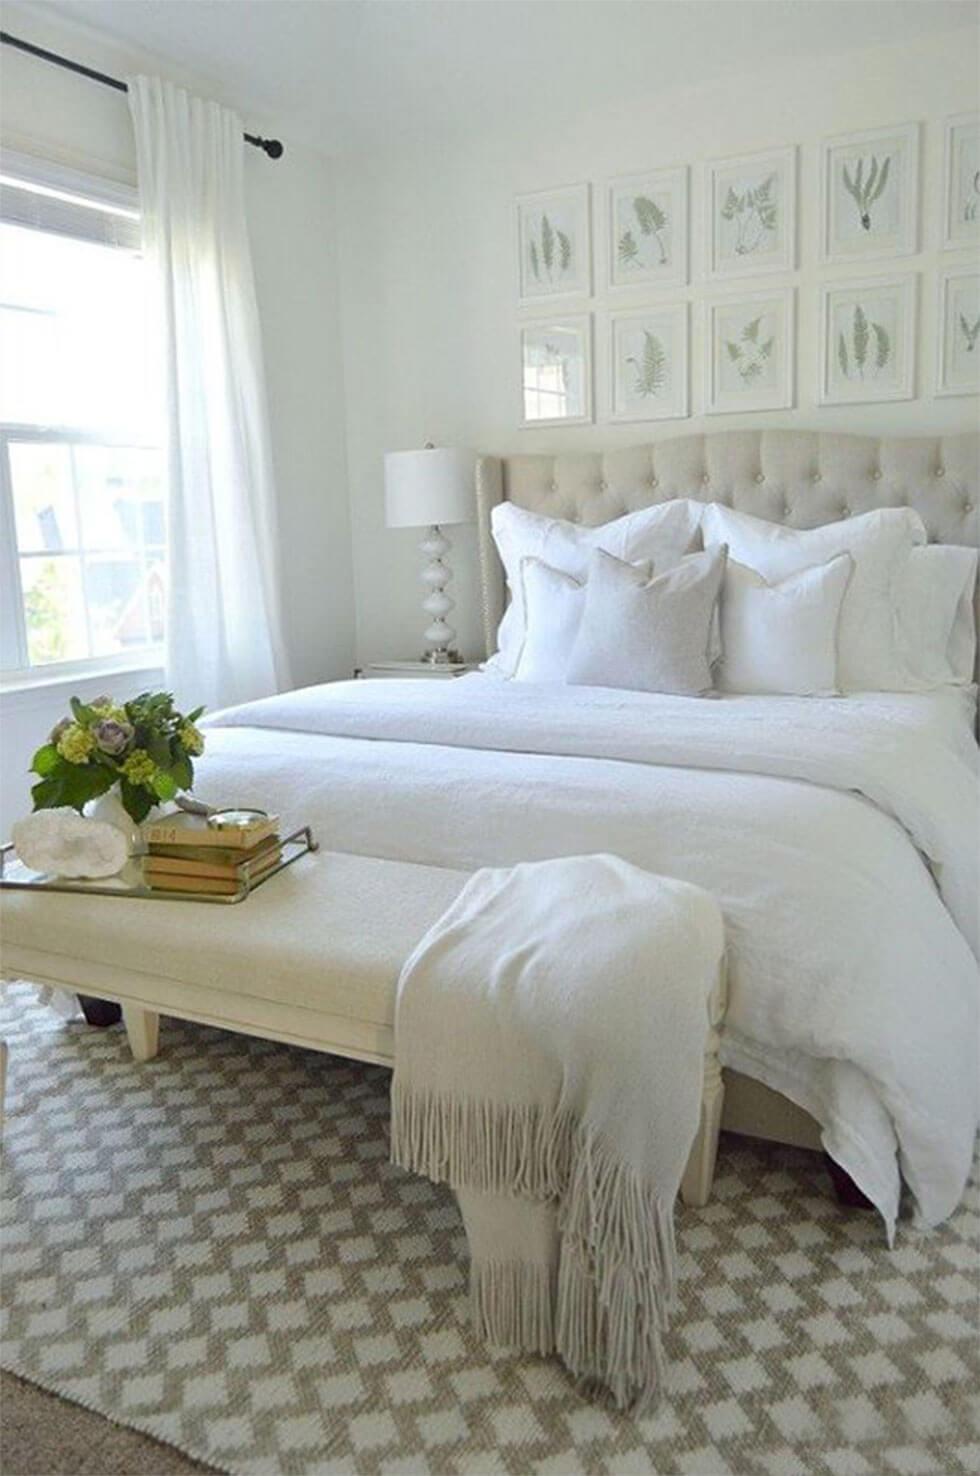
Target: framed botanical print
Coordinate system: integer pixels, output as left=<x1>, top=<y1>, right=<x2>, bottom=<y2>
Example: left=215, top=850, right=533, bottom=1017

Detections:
left=520, top=315, right=593, bottom=427
left=705, top=288, right=794, bottom=415
left=516, top=185, right=591, bottom=303
left=821, top=123, right=918, bottom=263
left=607, top=167, right=687, bottom=289
left=705, top=147, right=796, bottom=279
left=943, top=114, right=980, bottom=251
left=608, top=304, right=688, bottom=422
left=937, top=270, right=980, bottom=397
left=819, top=275, right=916, bottom=405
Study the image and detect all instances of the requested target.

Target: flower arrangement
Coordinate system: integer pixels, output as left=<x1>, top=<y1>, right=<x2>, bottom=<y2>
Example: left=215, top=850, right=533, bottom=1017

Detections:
left=31, top=691, right=206, bottom=824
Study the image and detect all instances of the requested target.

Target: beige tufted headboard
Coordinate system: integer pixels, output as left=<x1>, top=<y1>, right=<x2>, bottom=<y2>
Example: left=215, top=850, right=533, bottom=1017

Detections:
left=475, top=428, right=980, bottom=675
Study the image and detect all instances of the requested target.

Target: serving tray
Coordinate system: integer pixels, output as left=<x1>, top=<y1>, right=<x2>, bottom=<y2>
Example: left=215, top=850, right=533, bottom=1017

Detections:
left=0, top=825, right=318, bottom=905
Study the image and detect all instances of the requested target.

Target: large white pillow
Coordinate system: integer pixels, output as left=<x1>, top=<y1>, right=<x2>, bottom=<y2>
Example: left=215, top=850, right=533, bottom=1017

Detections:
left=717, top=555, right=853, bottom=696
left=514, top=555, right=654, bottom=683
left=894, top=545, right=978, bottom=689
left=701, top=504, right=926, bottom=691
left=566, top=546, right=726, bottom=697
left=488, top=499, right=702, bottom=676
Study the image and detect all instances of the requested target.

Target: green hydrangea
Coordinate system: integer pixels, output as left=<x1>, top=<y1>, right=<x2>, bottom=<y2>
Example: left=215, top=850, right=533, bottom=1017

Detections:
left=56, top=724, right=95, bottom=765
left=179, top=722, right=205, bottom=757
left=121, top=749, right=157, bottom=789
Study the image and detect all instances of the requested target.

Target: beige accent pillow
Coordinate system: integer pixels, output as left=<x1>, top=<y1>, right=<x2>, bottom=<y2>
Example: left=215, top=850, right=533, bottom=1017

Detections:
left=566, top=546, right=727, bottom=696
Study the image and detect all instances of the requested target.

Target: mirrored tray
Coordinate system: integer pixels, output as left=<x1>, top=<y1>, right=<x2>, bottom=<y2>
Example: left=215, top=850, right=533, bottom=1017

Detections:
left=0, top=825, right=318, bottom=905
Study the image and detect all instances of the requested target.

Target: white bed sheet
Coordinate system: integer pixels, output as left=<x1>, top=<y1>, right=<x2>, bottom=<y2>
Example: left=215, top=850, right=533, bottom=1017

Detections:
left=204, top=676, right=980, bottom=1239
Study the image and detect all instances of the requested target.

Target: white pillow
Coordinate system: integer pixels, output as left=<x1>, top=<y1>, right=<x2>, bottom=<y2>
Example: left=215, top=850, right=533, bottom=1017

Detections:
left=488, top=499, right=702, bottom=677
left=895, top=545, right=978, bottom=689
left=701, top=504, right=926, bottom=691
left=717, top=554, right=854, bottom=696
left=514, top=559, right=583, bottom=683
left=566, top=546, right=727, bottom=697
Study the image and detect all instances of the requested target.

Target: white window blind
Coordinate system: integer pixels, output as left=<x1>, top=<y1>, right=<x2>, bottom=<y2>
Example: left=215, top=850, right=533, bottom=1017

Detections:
left=0, top=150, right=141, bottom=251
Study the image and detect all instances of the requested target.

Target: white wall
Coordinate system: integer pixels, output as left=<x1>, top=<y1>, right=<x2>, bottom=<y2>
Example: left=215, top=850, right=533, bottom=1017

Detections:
left=0, top=2, right=353, bottom=834
left=336, top=24, right=980, bottom=667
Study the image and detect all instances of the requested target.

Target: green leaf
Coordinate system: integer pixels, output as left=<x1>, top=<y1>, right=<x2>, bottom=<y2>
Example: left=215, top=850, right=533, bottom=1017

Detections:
left=618, top=228, right=639, bottom=266
left=31, top=762, right=113, bottom=815
left=186, top=707, right=205, bottom=724
left=119, top=778, right=155, bottom=824
left=838, top=331, right=849, bottom=379
left=853, top=304, right=869, bottom=369
left=634, top=194, right=666, bottom=235
left=556, top=229, right=571, bottom=272
left=171, top=755, right=193, bottom=791
left=759, top=337, right=774, bottom=359
left=69, top=696, right=96, bottom=726
left=720, top=186, right=740, bottom=221
left=31, top=743, right=61, bottom=777
left=841, top=161, right=857, bottom=201
left=725, top=340, right=742, bottom=362
left=529, top=238, right=540, bottom=281
left=872, top=321, right=890, bottom=370
left=743, top=317, right=762, bottom=344
left=152, top=770, right=178, bottom=802
left=869, top=153, right=890, bottom=205
left=541, top=213, right=554, bottom=273
left=627, top=331, right=667, bottom=397
left=145, top=731, right=171, bottom=768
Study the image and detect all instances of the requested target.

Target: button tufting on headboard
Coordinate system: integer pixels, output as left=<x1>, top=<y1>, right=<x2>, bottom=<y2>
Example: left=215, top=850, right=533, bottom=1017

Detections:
left=475, top=429, right=980, bottom=674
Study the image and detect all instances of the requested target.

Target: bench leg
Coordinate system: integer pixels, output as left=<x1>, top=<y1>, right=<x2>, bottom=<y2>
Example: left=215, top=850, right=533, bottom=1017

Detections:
left=123, top=1006, right=160, bottom=1062
left=680, top=961, right=728, bottom=1209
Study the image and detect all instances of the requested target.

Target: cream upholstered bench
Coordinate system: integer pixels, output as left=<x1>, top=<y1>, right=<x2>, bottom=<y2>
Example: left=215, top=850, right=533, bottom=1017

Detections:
left=0, top=848, right=725, bottom=1206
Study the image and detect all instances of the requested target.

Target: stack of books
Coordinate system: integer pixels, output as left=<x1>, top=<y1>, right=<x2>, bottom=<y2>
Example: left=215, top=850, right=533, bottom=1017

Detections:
left=143, top=813, right=281, bottom=896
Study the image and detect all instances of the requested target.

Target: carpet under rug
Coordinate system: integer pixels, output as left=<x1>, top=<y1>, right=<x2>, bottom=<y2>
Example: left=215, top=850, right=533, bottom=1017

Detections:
left=1, top=983, right=977, bottom=1476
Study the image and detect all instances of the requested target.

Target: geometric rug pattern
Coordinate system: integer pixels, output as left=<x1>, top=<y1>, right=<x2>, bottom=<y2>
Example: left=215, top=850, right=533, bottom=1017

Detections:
left=2, top=981, right=977, bottom=1476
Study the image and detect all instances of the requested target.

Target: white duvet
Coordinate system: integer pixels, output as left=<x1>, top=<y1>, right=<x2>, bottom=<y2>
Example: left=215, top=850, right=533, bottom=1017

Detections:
left=205, top=675, right=980, bottom=1239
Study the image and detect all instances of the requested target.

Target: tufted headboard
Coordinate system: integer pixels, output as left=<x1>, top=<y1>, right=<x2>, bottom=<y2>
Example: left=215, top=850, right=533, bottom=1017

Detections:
left=475, top=428, right=980, bottom=674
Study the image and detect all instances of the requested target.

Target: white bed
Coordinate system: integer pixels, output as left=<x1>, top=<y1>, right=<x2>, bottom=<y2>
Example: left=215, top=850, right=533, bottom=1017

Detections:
left=5, top=429, right=978, bottom=1241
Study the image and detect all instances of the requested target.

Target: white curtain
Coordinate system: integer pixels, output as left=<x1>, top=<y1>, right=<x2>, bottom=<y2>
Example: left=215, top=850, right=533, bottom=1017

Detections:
left=128, top=75, right=290, bottom=711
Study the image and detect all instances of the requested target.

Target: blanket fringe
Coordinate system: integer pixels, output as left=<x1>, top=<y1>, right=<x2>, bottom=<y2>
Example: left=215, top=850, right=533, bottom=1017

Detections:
left=391, top=1083, right=678, bottom=1412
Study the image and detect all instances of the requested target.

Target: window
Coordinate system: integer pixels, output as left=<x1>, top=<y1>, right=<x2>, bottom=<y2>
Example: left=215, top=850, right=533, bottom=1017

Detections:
left=0, top=154, right=164, bottom=679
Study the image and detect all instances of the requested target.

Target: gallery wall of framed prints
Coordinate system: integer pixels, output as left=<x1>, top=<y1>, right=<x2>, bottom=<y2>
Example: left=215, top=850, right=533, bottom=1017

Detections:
left=515, top=111, right=979, bottom=429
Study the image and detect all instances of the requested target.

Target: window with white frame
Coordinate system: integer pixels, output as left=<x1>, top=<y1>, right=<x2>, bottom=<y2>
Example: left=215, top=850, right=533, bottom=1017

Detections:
left=0, top=154, right=165, bottom=679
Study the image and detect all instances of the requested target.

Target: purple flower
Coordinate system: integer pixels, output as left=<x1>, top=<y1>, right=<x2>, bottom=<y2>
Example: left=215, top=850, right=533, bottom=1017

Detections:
left=92, top=717, right=134, bottom=757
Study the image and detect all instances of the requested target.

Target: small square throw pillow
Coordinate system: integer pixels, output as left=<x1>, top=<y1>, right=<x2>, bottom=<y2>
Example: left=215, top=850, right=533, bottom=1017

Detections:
left=717, top=554, right=854, bottom=695
left=514, top=555, right=652, bottom=683
left=566, top=545, right=727, bottom=696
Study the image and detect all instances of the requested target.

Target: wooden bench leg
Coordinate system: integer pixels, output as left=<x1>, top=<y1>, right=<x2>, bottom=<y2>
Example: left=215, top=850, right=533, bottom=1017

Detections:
left=123, top=1006, right=160, bottom=1062
left=681, top=961, right=728, bottom=1209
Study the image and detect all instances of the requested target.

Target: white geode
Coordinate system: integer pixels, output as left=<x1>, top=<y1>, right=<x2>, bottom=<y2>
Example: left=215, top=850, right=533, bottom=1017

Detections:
left=13, top=808, right=129, bottom=879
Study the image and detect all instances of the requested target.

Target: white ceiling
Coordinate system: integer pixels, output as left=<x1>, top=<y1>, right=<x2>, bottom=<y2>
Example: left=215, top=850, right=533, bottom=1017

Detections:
left=24, top=0, right=980, bottom=155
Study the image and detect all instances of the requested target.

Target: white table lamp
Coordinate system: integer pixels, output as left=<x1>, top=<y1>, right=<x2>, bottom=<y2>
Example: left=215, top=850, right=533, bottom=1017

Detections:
left=384, top=445, right=476, bottom=664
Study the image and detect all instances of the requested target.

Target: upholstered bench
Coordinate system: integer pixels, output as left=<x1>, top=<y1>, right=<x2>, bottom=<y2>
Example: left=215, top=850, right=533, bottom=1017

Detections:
left=0, top=848, right=725, bottom=1205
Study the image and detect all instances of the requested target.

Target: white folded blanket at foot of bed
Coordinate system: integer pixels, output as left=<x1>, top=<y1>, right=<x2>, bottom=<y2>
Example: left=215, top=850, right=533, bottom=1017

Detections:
left=390, top=853, right=725, bottom=1412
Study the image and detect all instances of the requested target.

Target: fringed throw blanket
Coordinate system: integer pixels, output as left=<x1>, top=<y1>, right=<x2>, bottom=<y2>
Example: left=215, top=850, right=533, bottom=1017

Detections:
left=390, top=853, right=725, bottom=1411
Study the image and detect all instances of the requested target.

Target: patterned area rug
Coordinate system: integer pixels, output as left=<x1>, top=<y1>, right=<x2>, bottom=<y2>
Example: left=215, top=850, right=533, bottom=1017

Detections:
left=2, top=983, right=977, bottom=1476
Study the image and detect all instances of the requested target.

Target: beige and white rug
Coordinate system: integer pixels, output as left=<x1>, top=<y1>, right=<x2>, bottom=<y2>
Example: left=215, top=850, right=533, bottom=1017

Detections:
left=1, top=982, right=977, bottom=1476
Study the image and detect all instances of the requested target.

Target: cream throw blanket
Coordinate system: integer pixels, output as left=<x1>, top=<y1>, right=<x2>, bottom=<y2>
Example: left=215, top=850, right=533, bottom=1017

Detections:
left=390, top=854, right=725, bottom=1411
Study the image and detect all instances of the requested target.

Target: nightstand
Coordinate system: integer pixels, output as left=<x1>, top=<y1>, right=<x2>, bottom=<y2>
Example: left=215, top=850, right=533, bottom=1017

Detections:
left=354, top=660, right=479, bottom=680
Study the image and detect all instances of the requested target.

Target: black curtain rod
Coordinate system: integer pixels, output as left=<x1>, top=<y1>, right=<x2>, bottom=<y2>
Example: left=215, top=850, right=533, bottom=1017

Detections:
left=0, top=30, right=284, bottom=159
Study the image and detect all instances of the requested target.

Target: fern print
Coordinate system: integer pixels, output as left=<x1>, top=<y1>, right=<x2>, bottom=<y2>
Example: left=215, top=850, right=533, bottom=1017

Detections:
left=959, top=312, right=980, bottom=352
left=841, top=154, right=892, bottom=231
left=528, top=211, right=573, bottom=285
left=724, top=317, right=775, bottom=384
left=965, top=169, right=980, bottom=225
left=633, top=194, right=668, bottom=265
left=618, top=228, right=640, bottom=268
left=625, top=331, right=667, bottom=398
left=720, top=174, right=777, bottom=256
left=837, top=303, right=892, bottom=380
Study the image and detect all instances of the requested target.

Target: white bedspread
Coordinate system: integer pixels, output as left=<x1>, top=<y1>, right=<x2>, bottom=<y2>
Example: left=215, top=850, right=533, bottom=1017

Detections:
left=205, top=676, right=980, bottom=1238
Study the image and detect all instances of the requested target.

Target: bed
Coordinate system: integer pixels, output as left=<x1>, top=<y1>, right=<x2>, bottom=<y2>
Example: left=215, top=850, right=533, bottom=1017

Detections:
left=4, top=428, right=978, bottom=1242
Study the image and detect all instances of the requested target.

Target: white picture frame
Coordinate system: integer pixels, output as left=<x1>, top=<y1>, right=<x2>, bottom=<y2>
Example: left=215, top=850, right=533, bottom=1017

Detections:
left=942, top=113, right=980, bottom=251
left=608, top=304, right=689, bottom=422
left=705, top=146, right=796, bottom=280
left=520, top=314, right=593, bottom=427
left=516, top=184, right=591, bottom=304
left=820, top=123, right=918, bottom=264
left=705, top=287, right=795, bottom=415
left=819, top=275, right=916, bottom=406
left=937, top=269, right=980, bottom=397
left=607, top=167, right=688, bottom=290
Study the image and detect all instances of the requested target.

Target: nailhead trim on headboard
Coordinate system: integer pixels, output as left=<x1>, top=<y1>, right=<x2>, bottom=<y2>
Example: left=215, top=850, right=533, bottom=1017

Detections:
left=475, top=428, right=980, bottom=670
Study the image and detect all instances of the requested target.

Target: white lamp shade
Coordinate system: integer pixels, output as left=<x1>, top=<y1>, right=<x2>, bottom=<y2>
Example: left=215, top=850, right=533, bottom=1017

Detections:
left=384, top=446, right=476, bottom=528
